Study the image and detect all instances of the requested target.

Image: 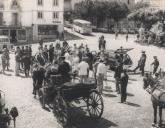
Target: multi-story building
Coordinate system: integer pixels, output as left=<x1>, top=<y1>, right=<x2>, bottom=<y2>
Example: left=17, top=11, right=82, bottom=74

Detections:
left=140, top=0, right=165, bottom=8
left=0, top=0, right=64, bottom=44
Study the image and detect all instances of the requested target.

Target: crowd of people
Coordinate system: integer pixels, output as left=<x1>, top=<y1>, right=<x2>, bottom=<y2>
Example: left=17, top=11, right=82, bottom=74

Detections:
left=0, top=35, right=162, bottom=104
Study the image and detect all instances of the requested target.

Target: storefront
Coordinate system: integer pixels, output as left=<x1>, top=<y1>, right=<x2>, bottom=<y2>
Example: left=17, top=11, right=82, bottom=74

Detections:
left=0, top=26, right=32, bottom=44
left=32, top=24, right=63, bottom=42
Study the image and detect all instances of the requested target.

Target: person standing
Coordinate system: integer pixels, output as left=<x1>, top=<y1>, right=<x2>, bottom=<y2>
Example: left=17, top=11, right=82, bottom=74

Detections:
left=24, top=46, right=31, bottom=77
left=114, top=63, right=122, bottom=94
left=1, top=48, right=8, bottom=74
left=58, top=56, right=71, bottom=83
left=15, top=47, right=21, bottom=76
left=96, top=59, right=107, bottom=94
left=98, top=37, right=102, bottom=51
left=151, top=56, right=159, bottom=74
left=120, top=69, right=129, bottom=103
left=43, top=45, right=49, bottom=63
left=48, top=44, right=54, bottom=64
left=20, top=46, right=25, bottom=70
left=78, top=57, right=89, bottom=83
left=126, top=32, right=129, bottom=42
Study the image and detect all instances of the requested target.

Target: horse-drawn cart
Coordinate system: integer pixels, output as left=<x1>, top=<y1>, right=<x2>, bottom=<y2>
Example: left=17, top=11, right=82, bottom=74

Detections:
left=38, top=75, right=104, bottom=127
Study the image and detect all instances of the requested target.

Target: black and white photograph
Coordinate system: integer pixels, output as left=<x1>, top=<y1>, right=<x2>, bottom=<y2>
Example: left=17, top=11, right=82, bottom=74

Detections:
left=0, top=0, right=165, bottom=128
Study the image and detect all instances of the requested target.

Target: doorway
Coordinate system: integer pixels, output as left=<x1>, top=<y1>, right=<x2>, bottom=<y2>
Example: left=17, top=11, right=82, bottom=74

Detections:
left=10, top=30, right=17, bottom=43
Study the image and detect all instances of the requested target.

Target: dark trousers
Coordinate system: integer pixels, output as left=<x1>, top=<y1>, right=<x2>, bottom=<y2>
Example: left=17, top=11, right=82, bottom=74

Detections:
left=121, top=85, right=127, bottom=102
left=153, top=66, right=158, bottom=74
left=134, top=65, right=145, bottom=76
left=115, top=77, right=120, bottom=93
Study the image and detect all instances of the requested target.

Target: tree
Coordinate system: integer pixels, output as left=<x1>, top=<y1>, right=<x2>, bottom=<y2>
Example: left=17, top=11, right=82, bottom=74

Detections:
left=106, top=1, right=129, bottom=30
left=128, top=8, right=159, bottom=30
left=73, top=0, right=130, bottom=29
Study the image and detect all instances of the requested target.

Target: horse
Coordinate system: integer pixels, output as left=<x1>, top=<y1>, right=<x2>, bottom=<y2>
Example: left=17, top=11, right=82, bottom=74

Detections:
left=144, top=73, right=165, bottom=127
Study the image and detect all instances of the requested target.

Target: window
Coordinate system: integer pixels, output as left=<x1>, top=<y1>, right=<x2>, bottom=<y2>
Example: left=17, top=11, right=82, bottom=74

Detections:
left=18, top=30, right=26, bottom=40
left=38, top=0, right=43, bottom=6
left=38, top=25, right=58, bottom=35
left=53, top=12, right=59, bottom=19
left=37, top=11, right=43, bottom=19
left=53, top=0, right=59, bottom=6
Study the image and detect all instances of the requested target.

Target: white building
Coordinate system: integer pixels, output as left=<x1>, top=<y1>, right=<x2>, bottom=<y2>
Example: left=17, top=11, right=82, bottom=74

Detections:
left=0, top=0, right=64, bottom=43
left=140, top=0, right=165, bottom=8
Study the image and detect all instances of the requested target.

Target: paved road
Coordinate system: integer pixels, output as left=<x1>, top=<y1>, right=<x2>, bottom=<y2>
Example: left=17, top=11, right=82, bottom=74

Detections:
left=1, top=32, right=165, bottom=128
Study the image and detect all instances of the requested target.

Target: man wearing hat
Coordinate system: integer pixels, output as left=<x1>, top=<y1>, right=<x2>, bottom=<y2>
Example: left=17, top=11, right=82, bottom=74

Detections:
left=151, top=56, right=159, bottom=74
left=133, top=51, right=147, bottom=76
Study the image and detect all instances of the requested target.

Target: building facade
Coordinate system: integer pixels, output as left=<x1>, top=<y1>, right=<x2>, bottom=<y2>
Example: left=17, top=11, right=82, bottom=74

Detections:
left=141, top=0, right=165, bottom=8
left=0, top=0, right=64, bottom=44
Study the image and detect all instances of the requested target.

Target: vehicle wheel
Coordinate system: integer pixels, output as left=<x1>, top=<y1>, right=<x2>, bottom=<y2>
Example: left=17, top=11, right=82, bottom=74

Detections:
left=38, top=89, right=45, bottom=108
left=53, top=96, right=68, bottom=127
left=87, top=90, right=104, bottom=119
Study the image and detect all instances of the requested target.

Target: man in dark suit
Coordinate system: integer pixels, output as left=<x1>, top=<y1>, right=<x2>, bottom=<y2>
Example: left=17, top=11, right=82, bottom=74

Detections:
left=133, top=51, right=147, bottom=76
left=58, top=56, right=71, bottom=83
left=120, top=69, right=129, bottom=103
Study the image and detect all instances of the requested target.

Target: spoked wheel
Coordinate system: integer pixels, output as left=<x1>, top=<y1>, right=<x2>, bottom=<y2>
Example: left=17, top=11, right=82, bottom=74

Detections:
left=38, top=89, right=45, bottom=108
left=87, top=90, right=104, bottom=119
left=53, top=95, right=68, bottom=127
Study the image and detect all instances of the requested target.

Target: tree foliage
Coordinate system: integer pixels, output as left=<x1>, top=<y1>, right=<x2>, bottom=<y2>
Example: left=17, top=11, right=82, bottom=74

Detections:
left=73, top=0, right=129, bottom=27
left=127, top=8, right=165, bottom=30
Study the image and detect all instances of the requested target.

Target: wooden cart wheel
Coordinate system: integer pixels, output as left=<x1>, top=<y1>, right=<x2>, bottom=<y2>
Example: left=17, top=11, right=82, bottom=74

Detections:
left=53, top=95, right=68, bottom=127
left=87, top=90, right=104, bottom=119
left=38, top=89, right=45, bottom=108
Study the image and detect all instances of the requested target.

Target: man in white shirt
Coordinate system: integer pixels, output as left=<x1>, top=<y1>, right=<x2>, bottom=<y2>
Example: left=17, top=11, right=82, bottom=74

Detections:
left=96, top=59, right=107, bottom=94
left=78, top=57, right=89, bottom=83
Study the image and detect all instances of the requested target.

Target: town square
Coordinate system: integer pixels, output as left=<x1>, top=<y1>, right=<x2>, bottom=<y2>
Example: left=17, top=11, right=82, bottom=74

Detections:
left=0, top=0, right=165, bottom=128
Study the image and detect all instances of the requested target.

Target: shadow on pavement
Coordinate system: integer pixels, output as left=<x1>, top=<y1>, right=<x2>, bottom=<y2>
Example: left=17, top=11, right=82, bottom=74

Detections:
left=103, top=88, right=113, bottom=93
left=126, top=102, right=141, bottom=107
left=68, top=106, right=118, bottom=128
left=128, top=78, right=137, bottom=81
left=103, top=93, right=117, bottom=98
left=6, top=69, right=14, bottom=72
left=3, top=73, right=12, bottom=76
left=127, top=93, right=134, bottom=97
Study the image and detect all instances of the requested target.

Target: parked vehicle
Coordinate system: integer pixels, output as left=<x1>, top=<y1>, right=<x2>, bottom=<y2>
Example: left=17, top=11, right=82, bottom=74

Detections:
left=0, top=36, right=13, bottom=53
left=64, top=21, right=72, bottom=28
left=73, top=19, right=92, bottom=34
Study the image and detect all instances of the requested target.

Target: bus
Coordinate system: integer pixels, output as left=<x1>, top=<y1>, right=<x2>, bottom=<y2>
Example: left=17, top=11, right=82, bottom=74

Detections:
left=73, top=19, right=92, bottom=34
left=0, top=36, right=13, bottom=53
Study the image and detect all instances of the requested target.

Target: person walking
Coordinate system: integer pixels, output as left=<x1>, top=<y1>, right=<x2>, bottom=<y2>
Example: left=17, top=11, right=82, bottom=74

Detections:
left=120, top=69, right=129, bottom=103
left=96, top=59, right=107, bottom=94
left=151, top=56, right=159, bottom=74
left=78, top=57, right=89, bottom=83
left=133, top=51, right=147, bottom=76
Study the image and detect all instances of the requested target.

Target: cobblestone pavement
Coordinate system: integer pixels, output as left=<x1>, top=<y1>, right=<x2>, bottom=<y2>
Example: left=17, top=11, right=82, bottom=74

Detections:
left=1, top=33, right=165, bottom=128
